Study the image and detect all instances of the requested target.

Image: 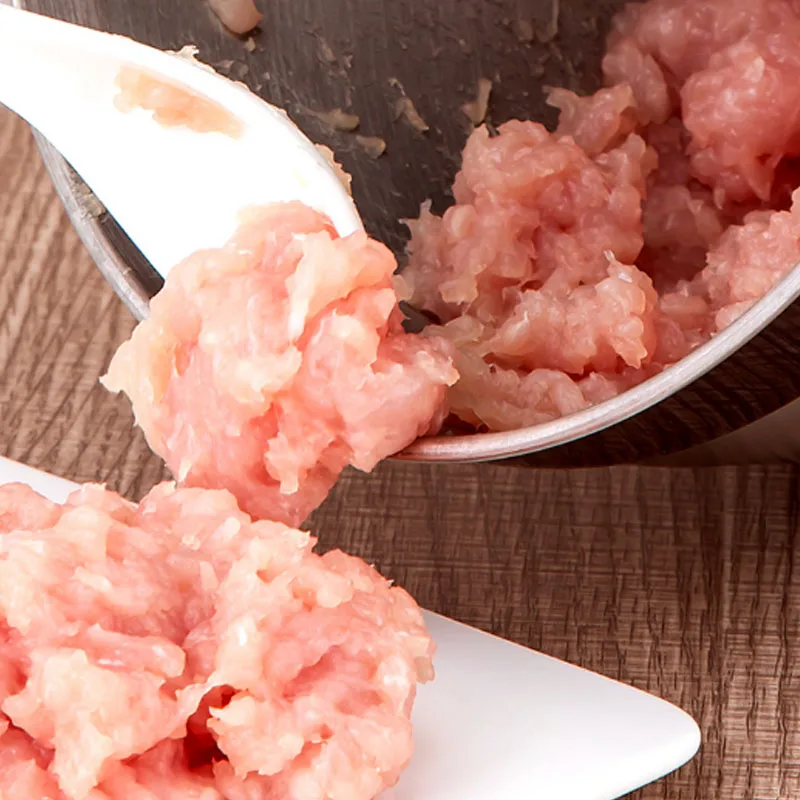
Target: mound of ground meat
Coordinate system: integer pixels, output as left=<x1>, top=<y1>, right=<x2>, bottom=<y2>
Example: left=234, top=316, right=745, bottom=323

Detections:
left=402, top=0, right=800, bottom=431
left=103, top=202, right=456, bottom=525
left=0, top=481, right=433, bottom=800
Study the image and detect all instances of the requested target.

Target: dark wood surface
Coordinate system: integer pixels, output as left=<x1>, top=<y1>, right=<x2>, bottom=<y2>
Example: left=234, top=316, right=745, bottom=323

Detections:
left=3, top=108, right=800, bottom=798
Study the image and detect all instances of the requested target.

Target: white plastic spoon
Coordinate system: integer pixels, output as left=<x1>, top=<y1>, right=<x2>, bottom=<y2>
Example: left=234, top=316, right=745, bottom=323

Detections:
left=0, top=5, right=362, bottom=278
left=0, top=454, right=701, bottom=800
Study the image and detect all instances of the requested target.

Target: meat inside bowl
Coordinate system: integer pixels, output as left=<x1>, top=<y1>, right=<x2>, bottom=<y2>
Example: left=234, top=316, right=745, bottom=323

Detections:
left=22, top=0, right=800, bottom=467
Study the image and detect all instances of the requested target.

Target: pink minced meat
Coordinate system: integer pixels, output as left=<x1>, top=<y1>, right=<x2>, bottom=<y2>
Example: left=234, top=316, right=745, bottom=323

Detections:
left=402, top=0, right=800, bottom=431
left=208, top=0, right=262, bottom=35
left=604, top=0, right=800, bottom=204
left=0, top=481, right=433, bottom=800
left=103, top=203, right=456, bottom=525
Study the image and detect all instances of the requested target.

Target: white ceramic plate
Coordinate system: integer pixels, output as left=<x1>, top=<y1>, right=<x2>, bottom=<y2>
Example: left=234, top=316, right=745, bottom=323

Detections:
left=0, top=456, right=701, bottom=799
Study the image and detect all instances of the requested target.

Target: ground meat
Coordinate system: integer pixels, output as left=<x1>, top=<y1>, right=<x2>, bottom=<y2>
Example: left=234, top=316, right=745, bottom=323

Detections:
left=401, top=116, right=661, bottom=430
left=547, top=84, right=640, bottom=156
left=604, top=0, right=800, bottom=205
left=0, top=481, right=433, bottom=800
left=403, top=0, right=800, bottom=432
left=115, top=66, right=243, bottom=137
left=700, top=193, right=800, bottom=330
left=103, top=203, right=456, bottom=526
left=207, top=0, right=262, bottom=35
left=403, top=120, right=653, bottom=324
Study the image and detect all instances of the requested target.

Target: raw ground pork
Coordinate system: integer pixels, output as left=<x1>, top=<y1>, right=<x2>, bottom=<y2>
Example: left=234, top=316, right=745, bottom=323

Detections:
left=402, top=0, right=800, bottom=431
left=103, top=202, right=456, bottom=526
left=115, top=65, right=243, bottom=138
left=207, top=0, right=262, bottom=35
left=0, top=481, right=433, bottom=800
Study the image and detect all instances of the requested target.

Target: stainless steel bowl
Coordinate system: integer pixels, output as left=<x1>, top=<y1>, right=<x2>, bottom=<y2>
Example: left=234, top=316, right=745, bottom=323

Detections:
left=19, top=0, right=800, bottom=466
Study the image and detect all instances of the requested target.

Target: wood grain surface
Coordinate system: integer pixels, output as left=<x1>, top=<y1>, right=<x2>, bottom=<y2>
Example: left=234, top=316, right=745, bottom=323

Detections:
left=2, top=108, right=800, bottom=798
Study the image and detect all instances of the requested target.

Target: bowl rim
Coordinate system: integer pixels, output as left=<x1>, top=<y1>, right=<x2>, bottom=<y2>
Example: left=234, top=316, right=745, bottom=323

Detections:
left=18, top=0, right=800, bottom=464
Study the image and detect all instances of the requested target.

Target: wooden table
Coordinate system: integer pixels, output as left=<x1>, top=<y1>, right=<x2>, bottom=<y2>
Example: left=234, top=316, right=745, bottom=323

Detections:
left=2, top=106, right=798, bottom=799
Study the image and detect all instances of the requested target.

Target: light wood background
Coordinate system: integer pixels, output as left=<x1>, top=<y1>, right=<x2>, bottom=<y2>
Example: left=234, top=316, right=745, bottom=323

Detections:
left=2, top=107, right=799, bottom=799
